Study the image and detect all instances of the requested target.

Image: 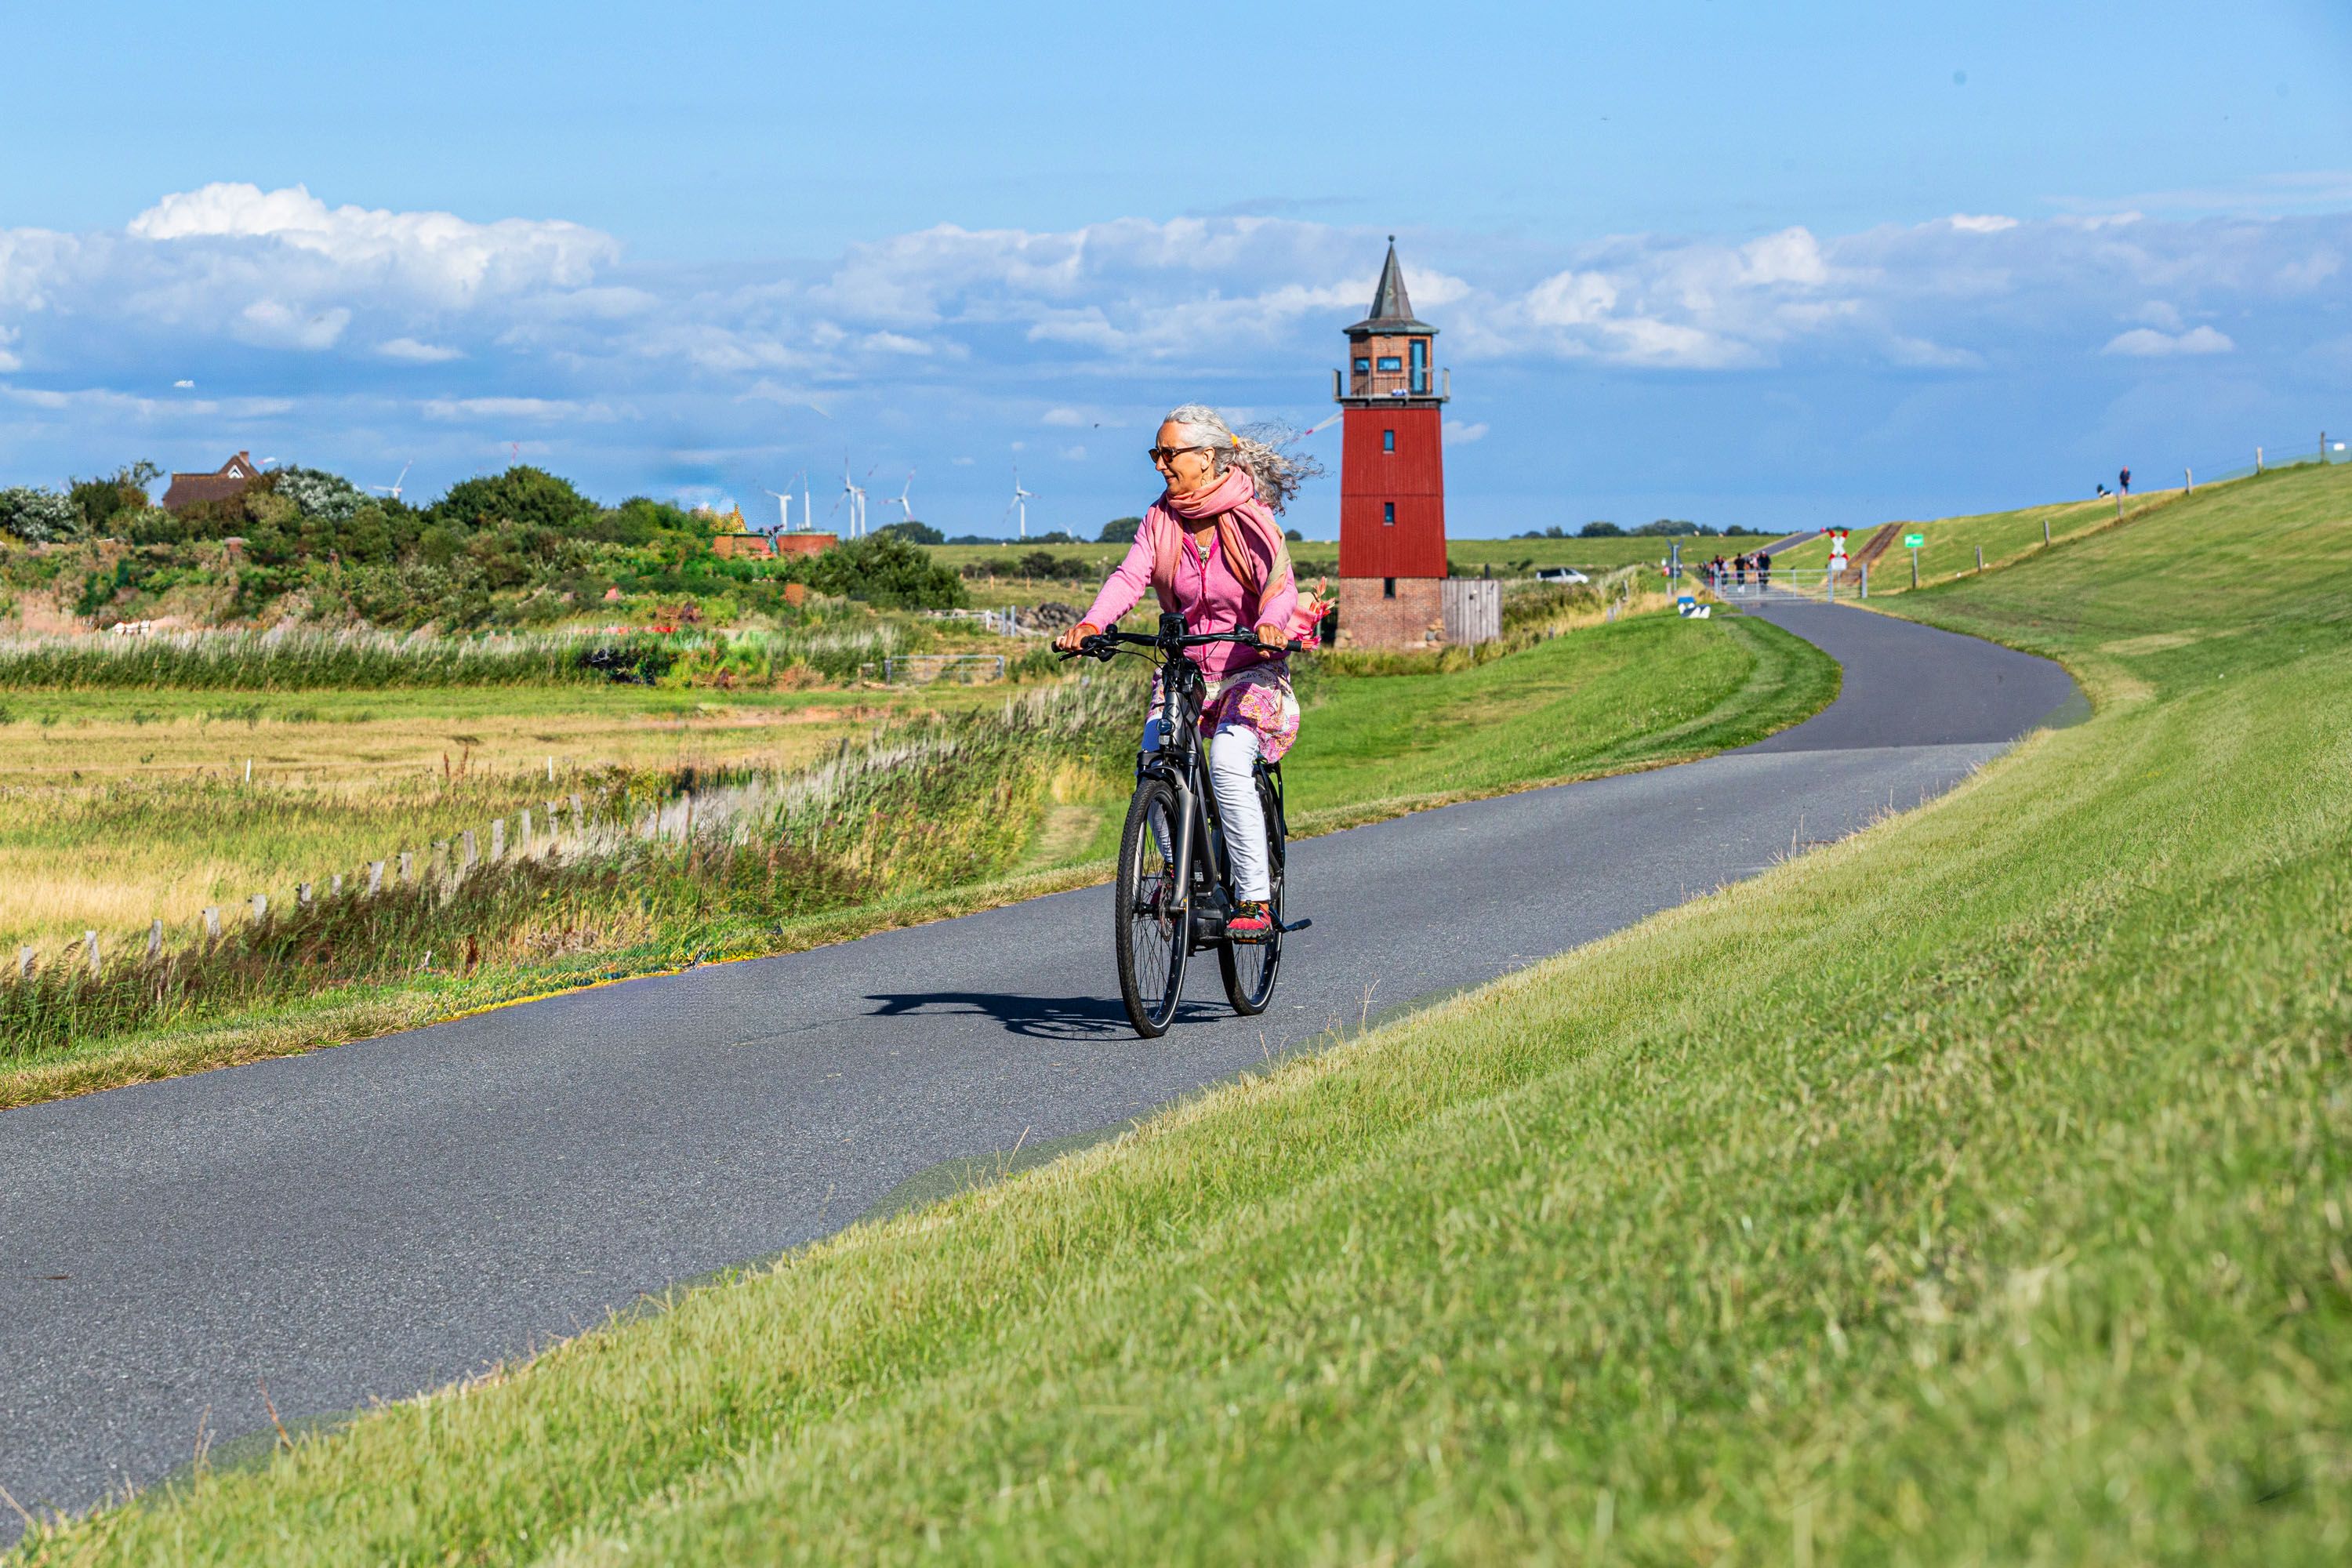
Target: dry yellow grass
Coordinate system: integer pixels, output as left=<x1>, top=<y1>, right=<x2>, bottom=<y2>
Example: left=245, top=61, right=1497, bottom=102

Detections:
left=0, top=683, right=1012, bottom=947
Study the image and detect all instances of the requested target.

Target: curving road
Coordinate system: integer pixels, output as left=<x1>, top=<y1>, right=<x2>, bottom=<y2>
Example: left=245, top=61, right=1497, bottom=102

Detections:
left=0, top=604, right=2075, bottom=1528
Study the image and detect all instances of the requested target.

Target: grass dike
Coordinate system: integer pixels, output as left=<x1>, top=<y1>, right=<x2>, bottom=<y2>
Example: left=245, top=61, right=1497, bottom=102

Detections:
left=21, top=468, right=2347, bottom=1561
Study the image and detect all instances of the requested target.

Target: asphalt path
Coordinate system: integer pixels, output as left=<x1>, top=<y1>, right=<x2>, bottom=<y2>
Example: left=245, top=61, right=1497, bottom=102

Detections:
left=0, top=603, right=2077, bottom=1528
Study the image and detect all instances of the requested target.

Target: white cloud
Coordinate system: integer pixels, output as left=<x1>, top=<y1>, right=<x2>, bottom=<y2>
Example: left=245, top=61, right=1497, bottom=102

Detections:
left=1948, top=214, right=2020, bottom=234
left=1443, top=419, right=1489, bottom=443
left=2101, top=325, right=2234, bottom=356
left=379, top=336, right=463, bottom=363
left=238, top=299, right=350, bottom=350
left=128, top=183, right=614, bottom=303
left=1040, top=406, right=1088, bottom=426
left=1057, top=445, right=1087, bottom=461
left=422, top=396, right=615, bottom=422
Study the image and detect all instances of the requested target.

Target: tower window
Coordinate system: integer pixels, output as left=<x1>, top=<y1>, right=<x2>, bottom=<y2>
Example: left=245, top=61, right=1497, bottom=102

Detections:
left=1376, top=356, right=1403, bottom=372
left=1383, top=577, right=1396, bottom=598
left=1383, top=501, right=1396, bottom=524
left=1353, top=357, right=1370, bottom=373
left=1382, top=428, right=1396, bottom=452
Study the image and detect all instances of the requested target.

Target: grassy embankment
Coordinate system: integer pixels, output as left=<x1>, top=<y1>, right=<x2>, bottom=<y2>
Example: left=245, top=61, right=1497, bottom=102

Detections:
left=1766, top=484, right=2222, bottom=586
left=21, top=462, right=2343, bottom=1564
left=0, top=601, right=1831, bottom=1109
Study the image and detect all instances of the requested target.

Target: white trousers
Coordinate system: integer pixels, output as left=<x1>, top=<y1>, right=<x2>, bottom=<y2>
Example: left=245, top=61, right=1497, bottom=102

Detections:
left=1142, top=719, right=1271, bottom=902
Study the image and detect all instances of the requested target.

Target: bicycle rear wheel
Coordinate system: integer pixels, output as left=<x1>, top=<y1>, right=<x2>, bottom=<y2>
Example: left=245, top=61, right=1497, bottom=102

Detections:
left=1218, top=771, right=1284, bottom=1015
left=1114, top=778, right=1189, bottom=1037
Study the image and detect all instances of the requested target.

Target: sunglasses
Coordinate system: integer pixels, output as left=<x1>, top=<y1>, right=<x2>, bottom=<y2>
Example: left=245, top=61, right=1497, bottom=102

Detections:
left=1146, top=445, right=1213, bottom=465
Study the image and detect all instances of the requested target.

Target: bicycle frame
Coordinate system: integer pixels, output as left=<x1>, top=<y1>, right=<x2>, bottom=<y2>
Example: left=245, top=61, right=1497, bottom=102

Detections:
left=1085, top=615, right=1293, bottom=946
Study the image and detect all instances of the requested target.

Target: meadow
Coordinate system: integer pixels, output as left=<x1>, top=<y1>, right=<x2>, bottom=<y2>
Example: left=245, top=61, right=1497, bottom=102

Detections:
left=20, top=463, right=2342, bottom=1562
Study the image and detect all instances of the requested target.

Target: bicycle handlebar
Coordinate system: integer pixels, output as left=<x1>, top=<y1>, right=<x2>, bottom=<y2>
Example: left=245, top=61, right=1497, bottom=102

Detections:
left=1058, top=628, right=1305, bottom=662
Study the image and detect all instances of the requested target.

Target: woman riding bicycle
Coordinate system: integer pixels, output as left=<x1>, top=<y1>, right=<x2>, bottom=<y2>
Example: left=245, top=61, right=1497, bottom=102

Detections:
left=1056, top=404, right=1321, bottom=941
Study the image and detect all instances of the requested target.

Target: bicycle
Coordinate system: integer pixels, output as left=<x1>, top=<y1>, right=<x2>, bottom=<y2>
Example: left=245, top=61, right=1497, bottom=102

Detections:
left=1063, top=612, right=1310, bottom=1037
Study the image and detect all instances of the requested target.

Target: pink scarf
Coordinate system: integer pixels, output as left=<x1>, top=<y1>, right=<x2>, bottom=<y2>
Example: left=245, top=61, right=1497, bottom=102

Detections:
left=1140, top=466, right=1295, bottom=619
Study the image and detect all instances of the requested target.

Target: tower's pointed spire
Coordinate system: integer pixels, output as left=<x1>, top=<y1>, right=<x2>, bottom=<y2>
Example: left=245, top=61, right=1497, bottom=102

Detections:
left=1345, top=234, right=1436, bottom=334
left=1367, top=237, right=1413, bottom=323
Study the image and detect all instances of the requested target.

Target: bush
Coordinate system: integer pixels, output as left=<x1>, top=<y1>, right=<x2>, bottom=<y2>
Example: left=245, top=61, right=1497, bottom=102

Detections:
left=271, top=466, right=367, bottom=523
left=1098, top=517, right=1142, bottom=543
left=0, top=487, right=78, bottom=543
left=874, top=521, right=944, bottom=545
left=1578, top=521, right=1624, bottom=537
left=800, top=534, right=968, bottom=609
left=432, top=466, right=601, bottom=534
left=1633, top=518, right=1705, bottom=536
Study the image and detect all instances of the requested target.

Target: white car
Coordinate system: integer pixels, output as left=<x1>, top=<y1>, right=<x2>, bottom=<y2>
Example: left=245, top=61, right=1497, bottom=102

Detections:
left=1534, top=566, right=1591, bottom=585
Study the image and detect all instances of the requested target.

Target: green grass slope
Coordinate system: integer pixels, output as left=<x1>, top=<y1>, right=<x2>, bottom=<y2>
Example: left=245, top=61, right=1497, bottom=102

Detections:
left=18, top=467, right=2351, bottom=1564
left=1766, top=482, right=2225, bottom=589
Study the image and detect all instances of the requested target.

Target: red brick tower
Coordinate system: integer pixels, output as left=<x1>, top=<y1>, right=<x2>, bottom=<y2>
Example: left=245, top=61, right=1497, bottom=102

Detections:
left=1334, top=239, right=1448, bottom=648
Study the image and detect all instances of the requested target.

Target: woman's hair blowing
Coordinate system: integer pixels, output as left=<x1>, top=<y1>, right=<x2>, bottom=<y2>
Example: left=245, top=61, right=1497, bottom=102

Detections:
left=1162, top=403, right=1324, bottom=514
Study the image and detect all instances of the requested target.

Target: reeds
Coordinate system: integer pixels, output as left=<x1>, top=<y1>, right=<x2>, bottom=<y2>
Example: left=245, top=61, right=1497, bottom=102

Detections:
left=0, top=622, right=931, bottom=691
left=0, top=671, right=1137, bottom=1063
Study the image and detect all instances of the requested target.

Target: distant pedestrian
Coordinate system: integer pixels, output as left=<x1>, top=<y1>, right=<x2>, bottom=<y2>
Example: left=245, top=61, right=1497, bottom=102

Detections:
left=2118, top=466, right=2131, bottom=495
left=1733, top=554, right=1749, bottom=588
left=1757, top=550, right=1773, bottom=588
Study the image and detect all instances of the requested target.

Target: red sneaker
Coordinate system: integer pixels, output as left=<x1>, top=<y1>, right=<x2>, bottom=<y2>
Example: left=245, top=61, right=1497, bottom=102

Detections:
left=1225, top=901, right=1275, bottom=942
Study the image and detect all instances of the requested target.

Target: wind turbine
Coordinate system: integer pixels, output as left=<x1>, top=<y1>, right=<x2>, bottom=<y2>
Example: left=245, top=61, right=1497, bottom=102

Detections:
left=1003, top=465, right=1033, bottom=540
left=891, top=470, right=916, bottom=525
left=371, top=460, right=413, bottom=502
left=762, top=485, right=793, bottom=535
left=835, top=459, right=858, bottom=537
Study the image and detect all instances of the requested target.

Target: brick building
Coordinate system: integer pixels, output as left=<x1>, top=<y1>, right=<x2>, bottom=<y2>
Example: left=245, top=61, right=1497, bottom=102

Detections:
left=1332, top=241, right=1451, bottom=649
left=160, top=452, right=261, bottom=514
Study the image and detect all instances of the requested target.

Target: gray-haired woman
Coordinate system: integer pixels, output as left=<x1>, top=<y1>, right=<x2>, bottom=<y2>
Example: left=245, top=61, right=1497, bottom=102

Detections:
left=1056, top=405, right=1323, bottom=940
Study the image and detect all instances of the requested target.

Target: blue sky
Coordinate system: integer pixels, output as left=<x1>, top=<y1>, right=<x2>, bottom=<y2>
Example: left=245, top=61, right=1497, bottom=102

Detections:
left=2, top=0, right=2347, bottom=535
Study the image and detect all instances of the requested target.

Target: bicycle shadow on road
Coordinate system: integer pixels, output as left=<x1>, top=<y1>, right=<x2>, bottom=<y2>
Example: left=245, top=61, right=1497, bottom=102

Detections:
left=862, top=989, right=1220, bottom=1040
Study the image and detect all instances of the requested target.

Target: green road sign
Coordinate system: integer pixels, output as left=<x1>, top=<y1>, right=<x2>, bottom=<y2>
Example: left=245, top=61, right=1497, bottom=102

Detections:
left=1904, top=532, right=1925, bottom=547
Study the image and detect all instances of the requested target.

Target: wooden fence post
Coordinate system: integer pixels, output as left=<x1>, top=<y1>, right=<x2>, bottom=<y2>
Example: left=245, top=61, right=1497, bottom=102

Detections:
left=397, top=851, right=412, bottom=885
left=570, top=793, right=585, bottom=837
left=369, top=860, right=387, bottom=895
left=17, top=946, right=32, bottom=980
left=489, top=819, right=505, bottom=862
left=85, top=931, right=100, bottom=978
left=250, top=894, right=267, bottom=923
left=147, top=920, right=163, bottom=960
left=299, top=882, right=314, bottom=907
left=520, top=809, right=534, bottom=854
left=203, top=907, right=222, bottom=941
left=462, top=830, right=478, bottom=871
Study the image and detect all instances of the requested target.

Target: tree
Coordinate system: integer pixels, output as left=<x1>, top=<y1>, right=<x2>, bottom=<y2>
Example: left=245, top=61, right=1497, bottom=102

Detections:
left=1514, top=524, right=1569, bottom=539
left=270, top=466, right=367, bottom=523
left=1283, top=527, right=1304, bottom=542
left=67, top=461, right=162, bottom=535
left=432, top=466, right=600, bottom=533
left=874, top=520, right=944, bottom=545
left=0, top=487, right=78, bottom=543
left=1632, top=518, right=1704, bottom=537
left=1578, top=520, right=1624, bottom=537
left=1098, top=516, right=1142, bottom=543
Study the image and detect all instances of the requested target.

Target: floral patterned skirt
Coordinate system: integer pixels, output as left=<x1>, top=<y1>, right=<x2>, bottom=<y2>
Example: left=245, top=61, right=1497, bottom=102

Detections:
left=1151, top=663, right=1301, bottom=764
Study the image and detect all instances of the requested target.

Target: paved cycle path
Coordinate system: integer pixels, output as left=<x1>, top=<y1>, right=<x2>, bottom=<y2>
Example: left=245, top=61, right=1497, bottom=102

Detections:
left=0, top=604, right=2075, bottom=1527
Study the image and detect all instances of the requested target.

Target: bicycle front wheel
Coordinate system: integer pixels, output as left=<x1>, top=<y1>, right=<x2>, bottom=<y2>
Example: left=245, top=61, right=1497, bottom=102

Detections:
left=1114, top=778, right=1189, bottom=1037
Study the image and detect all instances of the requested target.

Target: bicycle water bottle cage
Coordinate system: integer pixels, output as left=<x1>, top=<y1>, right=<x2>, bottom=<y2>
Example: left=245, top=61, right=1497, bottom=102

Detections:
left=1159, top=611, right=1186, bottom=642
